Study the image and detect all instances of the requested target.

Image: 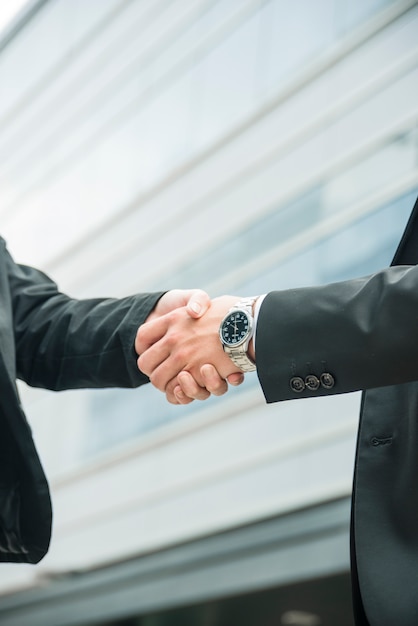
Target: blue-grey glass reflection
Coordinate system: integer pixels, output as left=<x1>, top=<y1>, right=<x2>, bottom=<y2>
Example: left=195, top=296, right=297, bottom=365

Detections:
left=242, top=190, right=415, bottom=295
left=165, top=187, right=322, bottom=290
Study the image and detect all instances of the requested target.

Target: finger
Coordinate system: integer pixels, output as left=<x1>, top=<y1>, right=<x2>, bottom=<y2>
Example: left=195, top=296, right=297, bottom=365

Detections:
left=166, top=390, right=180, bottom=404
left=227, top=372, right=245, bottom=386
left=137, top=339, right=171, bottom=380
left=165, top=378, right=195, bottom=405
left=167, top=390, right=182, bottom=405
left=135, top=314, right=172, bottom=354
left=164, top=378, right=181, bottom=404
left=144, top=351, right=195, bottom=392
left=173, top=385, right=194, bottom=405
left=177, top=371, right=211, bottom=400
left=186, top=289, right=211, bottom=319
left=200, top=364, right=228, bottom=396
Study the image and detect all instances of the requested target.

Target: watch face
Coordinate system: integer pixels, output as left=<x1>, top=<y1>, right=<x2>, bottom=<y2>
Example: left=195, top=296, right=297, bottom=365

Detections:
left=220, top=310, right=251, bottom=347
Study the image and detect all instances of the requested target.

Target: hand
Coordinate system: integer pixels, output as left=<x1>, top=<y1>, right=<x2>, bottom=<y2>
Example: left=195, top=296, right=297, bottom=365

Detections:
left=145, top=289, right=211, bottom=323
left=169, top=365, right=244, bottom=405
left=140, top=291, right=244, bottom=403
left=136, top=295, right=244, bottom=403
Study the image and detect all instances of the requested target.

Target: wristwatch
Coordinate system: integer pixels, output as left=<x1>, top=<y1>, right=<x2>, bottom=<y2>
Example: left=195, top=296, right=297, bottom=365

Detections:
left=219, top=298, right=257, bottom=372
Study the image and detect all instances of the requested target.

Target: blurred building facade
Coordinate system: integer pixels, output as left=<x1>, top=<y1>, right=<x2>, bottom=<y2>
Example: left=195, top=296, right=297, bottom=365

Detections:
left=0, top=0, right=417, bottom=624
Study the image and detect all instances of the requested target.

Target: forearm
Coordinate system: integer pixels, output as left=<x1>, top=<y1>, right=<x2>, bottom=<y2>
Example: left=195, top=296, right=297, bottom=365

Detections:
left=15, top=290, right=164, bottom=390
left=3, top=242, right=164, bottom=390
left=256, top=265, right=418, bottom=402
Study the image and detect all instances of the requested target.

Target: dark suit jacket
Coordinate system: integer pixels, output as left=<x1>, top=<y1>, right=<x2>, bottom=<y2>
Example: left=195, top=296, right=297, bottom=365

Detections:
left=256, top=196, right=418, bottom=626
left=0, top=236, right=163, bottom=563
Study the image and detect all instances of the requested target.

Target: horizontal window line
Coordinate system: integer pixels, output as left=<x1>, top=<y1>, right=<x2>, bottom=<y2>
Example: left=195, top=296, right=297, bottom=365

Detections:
left=1, top=0, right=414, bottom=229
left=0, top=0, right=138, bottom=129
left=52, top=410, right=357, bottom=538
left=53, top=107, right=418, bottom=294
left=207, top=171, right=418, bottom=296
left=0, top=0, right=259, bottom=181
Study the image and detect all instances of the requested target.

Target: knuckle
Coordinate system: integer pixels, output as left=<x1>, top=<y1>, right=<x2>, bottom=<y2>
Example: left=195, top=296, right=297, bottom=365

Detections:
left=149, top=372, right=164, bottom=391
left=166, top=329, right=182, bottom=351
left=168, top=307, right=183, bottom=322
left=210, top=382, right=227, bottom=396
left=175, top=346, right=188, bottom=363
left=137, top=355, right=148, bottom=374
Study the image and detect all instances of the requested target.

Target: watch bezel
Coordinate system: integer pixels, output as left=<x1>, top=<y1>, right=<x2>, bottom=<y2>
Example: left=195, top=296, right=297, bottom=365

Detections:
left=219, top=309, right=254, bottom=348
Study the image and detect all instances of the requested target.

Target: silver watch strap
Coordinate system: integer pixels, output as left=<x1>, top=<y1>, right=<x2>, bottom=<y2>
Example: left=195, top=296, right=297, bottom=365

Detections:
left=232, top=297, right=257, bottom=314
left=227, top=346, right=256, bottom=372
left=226, top=297, right=257, bottom=372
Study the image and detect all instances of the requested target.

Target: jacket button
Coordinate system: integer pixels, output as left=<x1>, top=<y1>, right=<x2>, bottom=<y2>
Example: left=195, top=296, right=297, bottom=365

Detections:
left=305, top=374, right=320, bottom=390
left=320, top=372, right=335, bottom=389
left=290, top=376, right=305, bottom=393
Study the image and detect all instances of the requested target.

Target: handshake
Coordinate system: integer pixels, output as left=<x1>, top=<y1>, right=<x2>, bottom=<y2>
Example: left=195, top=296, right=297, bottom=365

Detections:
left=135, top=289, right=259, bottom=404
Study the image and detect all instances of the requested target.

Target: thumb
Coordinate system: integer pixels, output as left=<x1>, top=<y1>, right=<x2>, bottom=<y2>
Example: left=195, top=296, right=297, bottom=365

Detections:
left=186, top=289, right=211, bottom=319
left=227, top=372, right=245, bottom=386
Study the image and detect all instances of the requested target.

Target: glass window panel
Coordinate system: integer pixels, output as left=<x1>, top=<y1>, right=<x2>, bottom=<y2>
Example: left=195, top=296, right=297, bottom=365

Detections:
left=2, top=0, right=407, bottom=227
left=0, top=1, right=165, bottom=176
left=319, top=191, right=416, bottom=283
left=160, top=129, right=418, bottom=292
left=322, top=128, right=418, bottom=217
left=0, top=1, right=252, bottom=221
left=0, top=0, right=126, bottom=120
left=335, top=0, right=396, bottom=36
left=0, top=3, right=193, bottom=204
left=150, top=0, right=246, bottom=84
left=0, top=0, right=401, bottom=193
left=84, top=372, right=247, bottom=459
left=164, top=187, right=322, bottom=288
left=241, top=189, right=417, bottom=296
left=1, top=69, right=197, bottom=264
left=191, top=10, right=260, bottom=150
left=257, top=0, right=335, bottom=98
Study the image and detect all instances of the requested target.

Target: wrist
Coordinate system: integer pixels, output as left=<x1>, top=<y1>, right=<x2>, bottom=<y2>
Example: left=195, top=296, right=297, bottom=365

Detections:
left=219, top=297, right=258, bottom=372
left=248, top=337, right=255, bottom=363
left=247, top=295, right=260, bottom=363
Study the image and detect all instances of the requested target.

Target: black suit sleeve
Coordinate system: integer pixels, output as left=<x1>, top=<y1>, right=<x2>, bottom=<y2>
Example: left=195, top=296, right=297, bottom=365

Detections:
left=3, top=242, right=164, bottom=391
left=256, top=265, right=418, bottom=403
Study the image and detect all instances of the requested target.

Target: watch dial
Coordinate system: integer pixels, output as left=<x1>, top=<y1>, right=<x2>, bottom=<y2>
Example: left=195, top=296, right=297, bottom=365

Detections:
left=221, top=311, right=250, bottom=346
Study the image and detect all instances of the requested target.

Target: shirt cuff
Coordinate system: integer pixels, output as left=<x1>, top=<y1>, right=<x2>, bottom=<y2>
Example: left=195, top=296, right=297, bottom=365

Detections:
left=253, top=294, right=267, bottom=353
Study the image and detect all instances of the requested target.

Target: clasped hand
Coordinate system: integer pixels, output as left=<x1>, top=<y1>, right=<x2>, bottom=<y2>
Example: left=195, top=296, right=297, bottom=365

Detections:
left=136, top=290, right=245, bottom=404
